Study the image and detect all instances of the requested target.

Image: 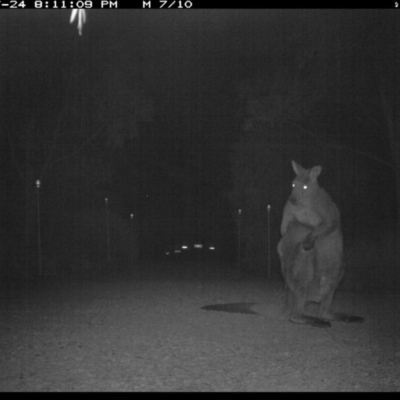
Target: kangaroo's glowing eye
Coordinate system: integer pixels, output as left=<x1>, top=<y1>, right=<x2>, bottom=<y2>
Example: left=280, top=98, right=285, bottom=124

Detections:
left=303, top=185, right=308, bottom=190
left=292, top=183, right=295, bottom=188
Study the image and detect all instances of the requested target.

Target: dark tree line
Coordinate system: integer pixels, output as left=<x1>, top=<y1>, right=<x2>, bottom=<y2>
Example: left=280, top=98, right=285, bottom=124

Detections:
left=229, top=11, right=399, bottom=287
left=2, top=28, right=153, bottom=276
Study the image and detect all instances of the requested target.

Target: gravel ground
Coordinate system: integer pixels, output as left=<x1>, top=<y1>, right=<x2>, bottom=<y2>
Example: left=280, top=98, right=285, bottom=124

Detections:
left=0, top=262, right=399, bottom=391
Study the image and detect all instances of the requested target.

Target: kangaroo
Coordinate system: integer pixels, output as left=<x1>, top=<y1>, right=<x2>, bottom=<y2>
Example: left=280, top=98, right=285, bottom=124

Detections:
left=277, top=161, right=364, bottom=328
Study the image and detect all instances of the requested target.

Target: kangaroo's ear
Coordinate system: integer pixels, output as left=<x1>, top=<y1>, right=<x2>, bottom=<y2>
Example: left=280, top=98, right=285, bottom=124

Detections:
left=310, top=166, right=322, bottom=180
left=291, top=160, right=304, bottom=175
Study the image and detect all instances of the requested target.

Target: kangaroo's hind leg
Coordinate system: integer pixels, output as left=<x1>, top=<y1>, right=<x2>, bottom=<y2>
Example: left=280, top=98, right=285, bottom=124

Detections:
left=314, top=237, right=364, bottom=324
left=286, top=240, right=331, bottom=328
left=288, top=267, right=331, bottom=328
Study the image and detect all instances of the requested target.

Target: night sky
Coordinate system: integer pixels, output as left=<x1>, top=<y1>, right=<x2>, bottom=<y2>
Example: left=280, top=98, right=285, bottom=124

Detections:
left=1, top=9, right=399, bottom=268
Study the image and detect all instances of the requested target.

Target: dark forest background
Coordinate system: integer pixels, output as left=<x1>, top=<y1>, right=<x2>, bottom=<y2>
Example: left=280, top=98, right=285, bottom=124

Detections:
left=0, top=10, right=398, bottom=290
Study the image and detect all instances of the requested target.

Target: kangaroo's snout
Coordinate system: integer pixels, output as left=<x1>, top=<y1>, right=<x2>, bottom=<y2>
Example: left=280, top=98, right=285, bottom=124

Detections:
left=289, top=196, right=298, bottom=205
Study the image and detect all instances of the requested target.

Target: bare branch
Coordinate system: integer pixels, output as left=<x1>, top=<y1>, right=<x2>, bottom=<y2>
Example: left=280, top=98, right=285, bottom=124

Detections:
left=285, top=121, right=395, bottom=172
left=47, top=133, right=98, bottom=171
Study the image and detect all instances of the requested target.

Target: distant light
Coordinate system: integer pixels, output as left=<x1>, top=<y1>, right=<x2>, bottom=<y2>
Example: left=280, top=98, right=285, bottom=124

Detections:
left=182, top=245, right=188, bottom=250
left=209, top=246, right=215, bottom=250
left=194, top=244, right=203, bottom=249
left=174, top=250, right=181, bottom=253
left=166, top=252, right=170, bottom=255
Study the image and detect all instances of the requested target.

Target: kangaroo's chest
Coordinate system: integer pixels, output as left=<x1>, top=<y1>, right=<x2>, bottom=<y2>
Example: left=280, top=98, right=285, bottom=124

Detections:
left=288, top=202, right=322, bottom=227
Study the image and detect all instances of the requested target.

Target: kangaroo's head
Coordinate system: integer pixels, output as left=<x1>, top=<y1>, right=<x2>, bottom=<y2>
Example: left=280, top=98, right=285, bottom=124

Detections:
left=289, top=160, right=322, bottom=205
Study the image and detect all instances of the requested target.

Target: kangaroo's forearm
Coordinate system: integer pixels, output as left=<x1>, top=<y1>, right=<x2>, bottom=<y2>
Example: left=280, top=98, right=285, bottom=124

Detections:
left=311, top=218, right=340, bottom=239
